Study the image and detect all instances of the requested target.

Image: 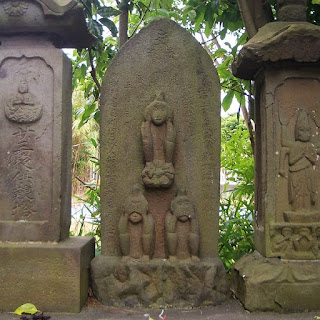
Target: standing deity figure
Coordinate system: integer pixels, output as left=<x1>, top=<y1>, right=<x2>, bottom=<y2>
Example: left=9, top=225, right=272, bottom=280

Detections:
left=5, top=78, right=42, bottom=123
left=280, top=109, right=319, bottom=212
left=165, top=188, right=200, bottom=262
left=119, top=185, right=154, bottom=260
left=141, top=92, right=176, bottom=188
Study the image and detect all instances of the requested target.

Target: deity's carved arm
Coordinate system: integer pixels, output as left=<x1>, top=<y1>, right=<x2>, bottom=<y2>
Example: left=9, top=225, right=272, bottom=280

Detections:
left=279, top=147, right=289, bottom=177
left=142, top=213, right=154, bottom=256
left=302, top=143, right=317, bottom=164
left=119, top=212, right=130, bottom=256
left=189, top=216, right=200, bottom=257
left=165, top=121, right=176, bottom=163
left=165, top=211, right=177, bottom=257
left=288, top=147, right=306, bottom=166
left=141, top=121, right=153, bottom=163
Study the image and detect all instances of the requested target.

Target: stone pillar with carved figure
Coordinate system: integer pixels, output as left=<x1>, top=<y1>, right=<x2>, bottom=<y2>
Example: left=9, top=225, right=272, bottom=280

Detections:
left=91, top=18, right=229, bottom=308
left=0, top=0, right=95, bottom=312
left=231, top=3, right=320, bottom=312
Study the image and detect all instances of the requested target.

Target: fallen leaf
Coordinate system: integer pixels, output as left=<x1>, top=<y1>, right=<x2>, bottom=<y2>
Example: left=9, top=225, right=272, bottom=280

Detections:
left=14, top=303, right=40, bottom=315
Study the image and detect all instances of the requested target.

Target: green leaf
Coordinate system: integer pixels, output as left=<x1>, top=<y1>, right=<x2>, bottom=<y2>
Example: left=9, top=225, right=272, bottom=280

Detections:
left=14, top=304, right=40, bottom=315
left=188, top=9, right=196, bottom=20
left=194, top=12, right=204, bottom=31
left=99, top=18, right=118, bottom=37
left=312, top=0, right=320, bottom=4
left=97, top=6, right=122, bottom=17
left=88, top=20, right=103, bottom=38
left=222, top=90, right=234, bottom=111
left=156, top=8, right=170, bottom=16
left=211, top=0, right=220, bottom=12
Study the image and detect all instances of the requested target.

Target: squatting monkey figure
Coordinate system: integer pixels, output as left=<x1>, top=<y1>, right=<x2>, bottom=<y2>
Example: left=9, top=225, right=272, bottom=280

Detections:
left=119, top=185, right=154, bottom=260
left=165, top=188, right=200, bottom=262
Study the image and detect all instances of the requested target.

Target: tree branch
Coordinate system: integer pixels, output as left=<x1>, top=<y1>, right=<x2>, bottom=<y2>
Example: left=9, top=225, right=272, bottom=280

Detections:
left=88, top=48, right=101, bottom=92
left=240, top=104, right=255, bottom=154
left=237, top=0, right=257, bottom=38
left=119, top=0, right=129, bottom=48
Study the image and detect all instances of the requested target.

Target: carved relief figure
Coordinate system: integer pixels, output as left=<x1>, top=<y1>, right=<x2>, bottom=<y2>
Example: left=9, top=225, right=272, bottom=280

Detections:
left=271, top=227, right=294, bottom=254
left=293, top=227, right=315, bottom=252
left=280, top=109, right=319, bottom=213
left=119, top=185, right=154, bottom=260
left=141, top=92, right=176, bottom=188
left=5, top=78, right=43, bottom=123
left=2, top=1, right=28, bottom=16
left=165, top=188, right=200, bottom=261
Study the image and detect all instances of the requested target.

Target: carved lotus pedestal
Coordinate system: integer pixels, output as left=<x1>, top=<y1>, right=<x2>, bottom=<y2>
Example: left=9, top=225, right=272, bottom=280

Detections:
left=231, top=20, right=320, bottom=312
left=91, top=256, right=229, bottom=308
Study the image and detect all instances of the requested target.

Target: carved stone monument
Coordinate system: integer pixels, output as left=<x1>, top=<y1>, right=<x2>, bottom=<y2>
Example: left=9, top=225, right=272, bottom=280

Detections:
left=91, top=18, right=229, bottom=307
left=231, top=4, right=320, bottom=312
left=0, top=0, right=95, bottom=312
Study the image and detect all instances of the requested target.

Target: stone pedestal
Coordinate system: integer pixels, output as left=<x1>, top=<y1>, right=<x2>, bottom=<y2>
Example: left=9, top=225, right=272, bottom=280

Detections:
left=92, top=256, right=228, bottom=308
left=0, top=0, right=94, bottom=312
left=93, top=18, right=229, bottom=307
left=232, top=21, right=320, bottom=312
left=232, top=252, right=320, bottom=312
left=0, top=237, right=95, bottom=313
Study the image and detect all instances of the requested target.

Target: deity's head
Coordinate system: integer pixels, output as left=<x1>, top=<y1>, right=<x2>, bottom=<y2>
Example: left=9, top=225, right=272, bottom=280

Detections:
left=144, top=92, right=173, bottom=125
left=282, top=227, right=293, bottom=237
left=295, top=109, right=311, bottom=142
left=299, top=227, right=311, bottom=237
left=18, top=79, right=29, bottom=94
left=171, top=188, right=194, bottom=222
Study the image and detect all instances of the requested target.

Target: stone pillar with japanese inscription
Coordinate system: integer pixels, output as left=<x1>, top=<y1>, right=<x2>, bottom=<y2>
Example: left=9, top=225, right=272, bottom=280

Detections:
left=231, top=4, right=320, bottom=312
left=0, top=0, right=95, bottom=312
left=91, top=18, right=229, bottom=307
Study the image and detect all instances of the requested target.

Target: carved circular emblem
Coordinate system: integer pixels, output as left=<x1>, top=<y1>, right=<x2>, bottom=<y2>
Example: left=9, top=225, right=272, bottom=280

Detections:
left=3, top=1, right=28, bottom=16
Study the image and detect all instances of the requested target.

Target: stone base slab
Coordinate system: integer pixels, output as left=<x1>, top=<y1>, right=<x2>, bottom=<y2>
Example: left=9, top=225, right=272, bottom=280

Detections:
left=91, top=256, right=230, bottom=308
left=231, top=251, right=320, bottom=312
left=0, top=237, right=95, bottom=313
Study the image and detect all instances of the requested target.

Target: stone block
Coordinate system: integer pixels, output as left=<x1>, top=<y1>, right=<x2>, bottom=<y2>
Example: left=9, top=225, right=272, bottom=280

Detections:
left=0, top=237, right=95, bottom=313
left=0, top=40, right=72, bottom=242
left=92, top=255, right=229, bottom=308
left=0, top=0, right=94, bottom=48
left=232, top=252, right=320, bottom=312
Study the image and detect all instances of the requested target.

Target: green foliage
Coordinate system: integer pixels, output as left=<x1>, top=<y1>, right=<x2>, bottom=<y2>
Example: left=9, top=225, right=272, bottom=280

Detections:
left=219, top=114, right=254, bottom=273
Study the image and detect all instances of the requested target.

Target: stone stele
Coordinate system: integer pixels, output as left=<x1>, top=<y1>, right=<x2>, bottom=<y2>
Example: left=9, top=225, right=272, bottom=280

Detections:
left=0, top=0, right=94, bottom=312
left=231, top=20, right=320, bottom=312
left=91, top=18, right=229, bottom=307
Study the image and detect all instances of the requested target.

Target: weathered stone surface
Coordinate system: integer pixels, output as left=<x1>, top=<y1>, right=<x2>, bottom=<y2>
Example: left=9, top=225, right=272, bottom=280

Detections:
left=99, top=17, right=220, bottom=260
left=231, top=19, right=320, bottom=312
left=277, top=0, right=307, bottom=22
left=0, top=237, right=95, bottom=313
left=252, top=64, right=320, bottom=260
left=232, top=22, right=320, bottom=79
left=0, top=38, right=72, bottom=242
left=232, top=252, right=320, bottom=312
left=0, top=0, right=94, bottom=48
left=94, top=17, right=224, bottom=307
left=92, top=256, right=229, bottom=308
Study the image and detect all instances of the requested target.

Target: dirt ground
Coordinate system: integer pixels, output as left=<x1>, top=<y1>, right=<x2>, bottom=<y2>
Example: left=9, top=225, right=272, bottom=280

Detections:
left=1, top=298, right=319, bottom=320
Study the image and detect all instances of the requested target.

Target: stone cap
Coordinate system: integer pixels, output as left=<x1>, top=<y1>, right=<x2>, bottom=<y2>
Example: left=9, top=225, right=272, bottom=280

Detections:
left=232, top=22, right=320, bottom=80
left=0, top=0, right=95, bottom=48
